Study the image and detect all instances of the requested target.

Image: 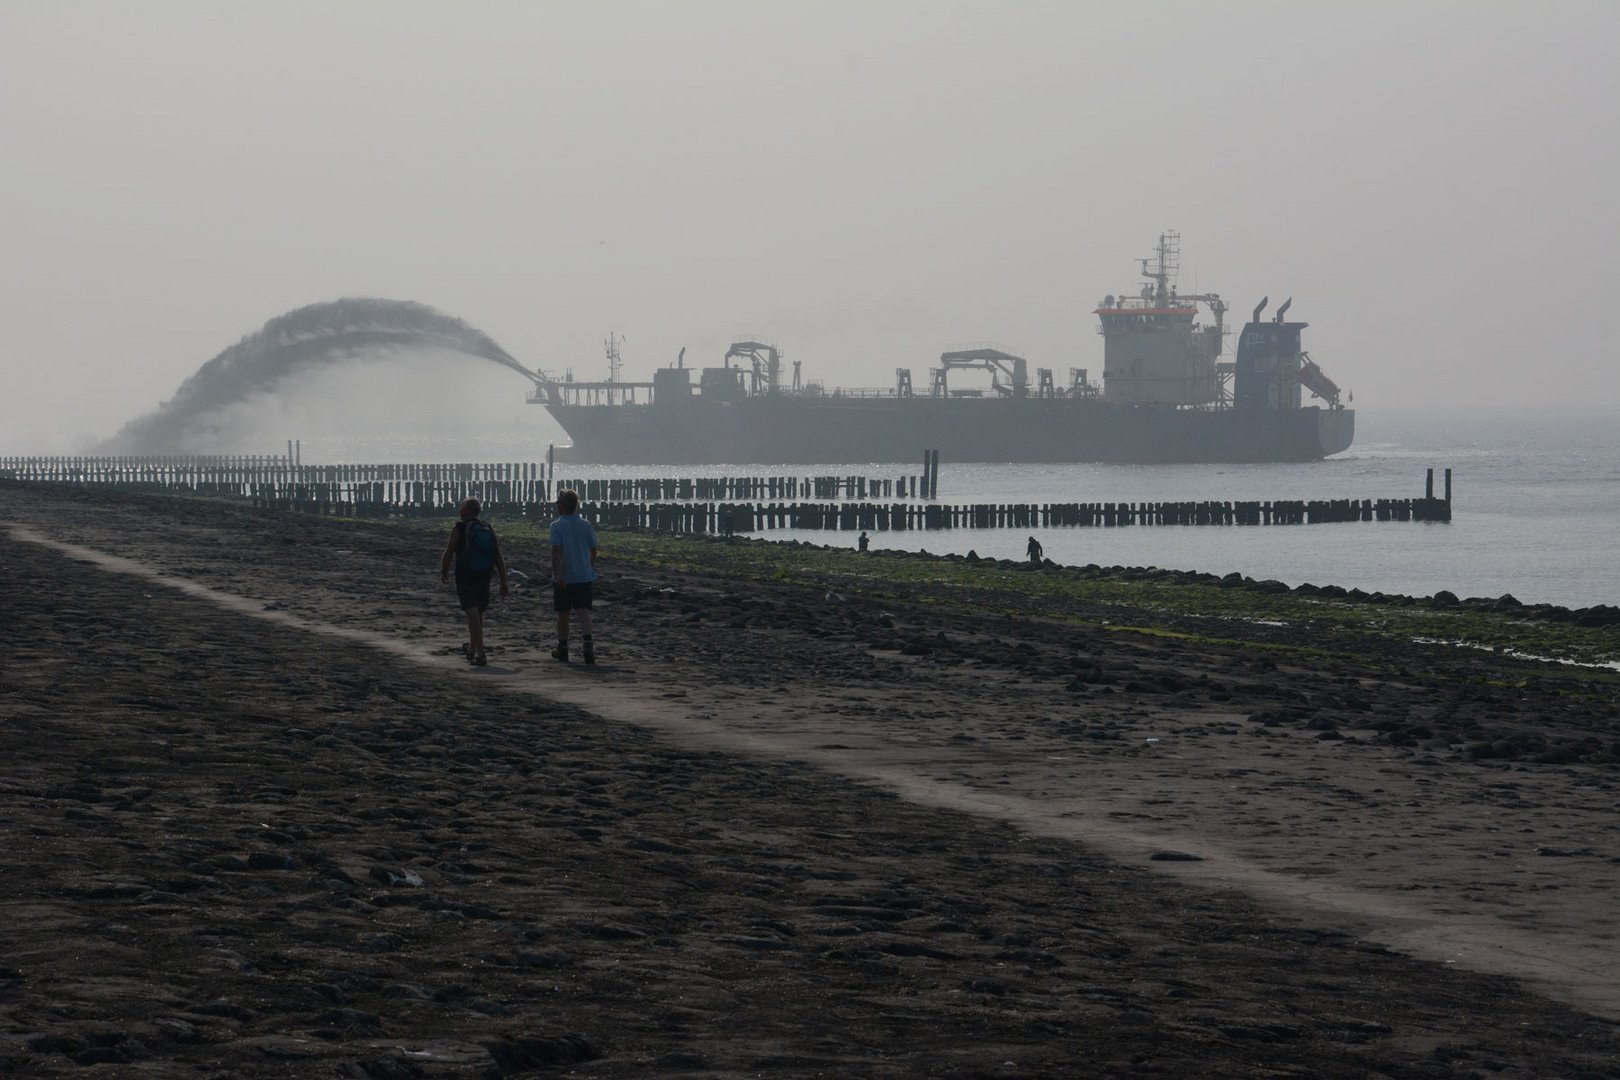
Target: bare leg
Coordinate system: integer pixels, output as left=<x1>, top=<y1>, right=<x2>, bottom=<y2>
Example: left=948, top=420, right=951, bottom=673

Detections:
left=578, top=609, right=596, bottom=663
left=556, top=610, right=570, bottom=642
left=465, top=607, right=484, bottom=657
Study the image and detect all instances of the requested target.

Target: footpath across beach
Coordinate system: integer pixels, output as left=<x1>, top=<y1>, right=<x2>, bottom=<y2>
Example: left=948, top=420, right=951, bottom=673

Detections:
left=3, top=482, right=1619, bottom=1078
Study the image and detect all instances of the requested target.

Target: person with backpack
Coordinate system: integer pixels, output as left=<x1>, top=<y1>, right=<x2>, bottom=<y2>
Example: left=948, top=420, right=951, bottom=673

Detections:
left=440, top=497, right=508, bottom=666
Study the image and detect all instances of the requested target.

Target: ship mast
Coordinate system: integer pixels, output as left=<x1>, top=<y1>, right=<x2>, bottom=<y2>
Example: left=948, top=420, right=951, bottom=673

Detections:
left=1138, top=231, right=1181, bottom=305
left=605, top=331, right=623, bottom=383
left=604, top=331, right=623, bottom=404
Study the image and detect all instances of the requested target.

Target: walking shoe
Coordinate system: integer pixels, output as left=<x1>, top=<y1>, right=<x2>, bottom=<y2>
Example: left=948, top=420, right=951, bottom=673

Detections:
left=472, top=652, right=488, bottom=667
left=583, top=641, right=596, bottom=665
left=551, top=643, right=569, bottom=662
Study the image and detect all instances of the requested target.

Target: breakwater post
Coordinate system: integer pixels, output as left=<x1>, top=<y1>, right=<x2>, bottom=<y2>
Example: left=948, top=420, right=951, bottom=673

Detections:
left=920, top=449, right=941, bottom=499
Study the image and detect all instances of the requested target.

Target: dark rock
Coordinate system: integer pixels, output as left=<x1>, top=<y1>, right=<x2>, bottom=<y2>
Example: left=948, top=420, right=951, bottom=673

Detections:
left=189, top=1000, right=255, bottom=1021
left=652, top=1051, right=706, bottom=1069
left=516, top=949, right=572, bottom=969
left=339, top=1059, right=421, bottom=1080
left=73, top=1046, right=130, bottom=1065
left=575, top=922, right=646, bottom=941
left=1220, top=1024, right=1302, bottom=1041
left=876, top=940, right=958, bottom=960
left=482, top=1035, right=601, bottom=1071
left=368, top=866, right=424, bottom=887
left=627, top=836, right=683, bottom=854
left=321, top=1009, right=382, bottom=1031
left=380, top=984, right=433, bottom=1000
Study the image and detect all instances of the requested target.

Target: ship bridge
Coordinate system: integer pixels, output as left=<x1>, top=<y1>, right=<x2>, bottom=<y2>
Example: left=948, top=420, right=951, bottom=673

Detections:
left=1096, top=231, right=1228, bottom=407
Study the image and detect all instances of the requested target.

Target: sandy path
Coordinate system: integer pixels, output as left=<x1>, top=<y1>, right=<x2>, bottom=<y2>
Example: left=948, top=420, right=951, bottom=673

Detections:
left=14, top=519, right=1618, bottom=1022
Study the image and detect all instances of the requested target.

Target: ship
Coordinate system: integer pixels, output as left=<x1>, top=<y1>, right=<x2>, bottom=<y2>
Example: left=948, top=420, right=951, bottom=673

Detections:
left=526, top=233, right=1354, bottom=465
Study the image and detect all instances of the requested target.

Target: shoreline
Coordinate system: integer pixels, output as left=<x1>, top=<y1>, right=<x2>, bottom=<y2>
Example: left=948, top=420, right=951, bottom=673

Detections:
left=4, top=483, right=1619, bottom=1076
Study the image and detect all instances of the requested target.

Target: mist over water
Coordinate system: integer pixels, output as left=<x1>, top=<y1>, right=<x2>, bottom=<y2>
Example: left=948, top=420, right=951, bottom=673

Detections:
left=95, top=299, right=532, bottom=454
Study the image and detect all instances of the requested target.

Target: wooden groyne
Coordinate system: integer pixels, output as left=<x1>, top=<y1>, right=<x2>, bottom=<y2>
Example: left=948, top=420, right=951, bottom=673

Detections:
left=0, top=455, right=1453, bottom=533
left=0, top=456, right=929, bottom=507
left=585, top=492, right=1452, bottom=535
left=579, top=467, right=1454, bottom=534
left=556, top=473, right=929, bottom=502
left=0, top=457, right=550, bottom=513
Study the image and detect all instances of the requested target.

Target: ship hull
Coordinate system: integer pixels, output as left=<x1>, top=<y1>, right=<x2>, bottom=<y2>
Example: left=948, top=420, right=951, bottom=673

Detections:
left=542, top=398, right=1354, bottom=465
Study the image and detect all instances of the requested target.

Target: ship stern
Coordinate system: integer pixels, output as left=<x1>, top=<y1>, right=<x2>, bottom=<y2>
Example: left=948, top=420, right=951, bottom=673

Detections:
left=1317, top=408, right=1355, bottom=457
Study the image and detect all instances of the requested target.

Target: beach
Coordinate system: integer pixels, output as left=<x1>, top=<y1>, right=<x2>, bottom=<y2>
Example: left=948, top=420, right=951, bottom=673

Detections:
left=3, top=481, right=1619, bottom=1078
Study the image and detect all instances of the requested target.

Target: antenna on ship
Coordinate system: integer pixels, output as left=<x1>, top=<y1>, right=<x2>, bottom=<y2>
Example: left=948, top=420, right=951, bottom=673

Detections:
left=1139, top=230, right=1180, bottom=305
left=604, top=331, right=623, bottom=405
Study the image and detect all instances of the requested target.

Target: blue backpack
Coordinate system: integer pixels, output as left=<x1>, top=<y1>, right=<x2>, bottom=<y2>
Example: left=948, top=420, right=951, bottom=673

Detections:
left=459, top=519, right=497, bottom=574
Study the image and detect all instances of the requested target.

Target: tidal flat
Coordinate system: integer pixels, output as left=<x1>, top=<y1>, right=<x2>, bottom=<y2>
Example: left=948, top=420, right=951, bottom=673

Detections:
left=3, top=481, right=1618, bottom=1077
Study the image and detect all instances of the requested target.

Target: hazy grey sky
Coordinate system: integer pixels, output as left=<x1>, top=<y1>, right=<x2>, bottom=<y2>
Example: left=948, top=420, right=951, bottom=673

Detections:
left=3, top=0, right=1616, bottom=453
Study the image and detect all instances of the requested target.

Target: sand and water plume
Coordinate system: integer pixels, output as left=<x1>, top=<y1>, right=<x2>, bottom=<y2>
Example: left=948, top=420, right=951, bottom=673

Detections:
left=96, top=298, right=537, bottom=454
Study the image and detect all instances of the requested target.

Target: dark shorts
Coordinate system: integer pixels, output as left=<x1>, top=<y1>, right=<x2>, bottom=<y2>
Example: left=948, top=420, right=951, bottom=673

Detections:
left=455, top=570, right=493, bottom=612
left=553, top=582, right=593, bottom=612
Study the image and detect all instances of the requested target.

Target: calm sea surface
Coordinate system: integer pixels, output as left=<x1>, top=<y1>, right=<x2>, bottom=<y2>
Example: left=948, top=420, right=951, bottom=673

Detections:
left=300, top=410, right=1618, bottom=610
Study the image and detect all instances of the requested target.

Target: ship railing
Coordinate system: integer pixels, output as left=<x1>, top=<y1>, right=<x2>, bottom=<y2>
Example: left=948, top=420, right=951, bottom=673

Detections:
left=782, top=386, right=900, bottom=399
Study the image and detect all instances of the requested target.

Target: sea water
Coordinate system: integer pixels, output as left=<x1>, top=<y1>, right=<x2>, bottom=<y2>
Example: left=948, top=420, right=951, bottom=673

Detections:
left=295, top=410, right=1617, bottom=610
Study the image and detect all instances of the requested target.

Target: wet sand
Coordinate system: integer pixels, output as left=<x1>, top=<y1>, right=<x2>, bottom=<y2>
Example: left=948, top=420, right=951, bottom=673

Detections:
left=3, top=482, right=1619, bottom=1078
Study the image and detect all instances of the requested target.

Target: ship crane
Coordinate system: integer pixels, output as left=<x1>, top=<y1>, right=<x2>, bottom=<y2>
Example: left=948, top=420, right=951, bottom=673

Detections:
left=1298, top=353, right=1342, bottom=407
left=1273, top=297, right=1343, bottom=407
left=521, top=365, right=560, bottom=405
left=725, top=340, right=783, bottom=396
left=934, top=346, right=1030, bottom=398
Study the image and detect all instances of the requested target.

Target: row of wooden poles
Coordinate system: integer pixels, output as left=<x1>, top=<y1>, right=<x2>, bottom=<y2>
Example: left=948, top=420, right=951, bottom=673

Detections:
left=0, top=454, right=1453, bottom=532
left=225, top=493, right=1450, bottom=530
left=0, top=456, right=547, bottom=488
left=0, top=456, right=929, bottom=505
left=556, top=473, right=933, bottom=502
left=584, top=492, right=1452, bottom=534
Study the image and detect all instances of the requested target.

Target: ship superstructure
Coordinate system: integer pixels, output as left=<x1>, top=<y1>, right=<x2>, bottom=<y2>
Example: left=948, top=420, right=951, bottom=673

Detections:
left=1098, top=231, right=1227, bottom=406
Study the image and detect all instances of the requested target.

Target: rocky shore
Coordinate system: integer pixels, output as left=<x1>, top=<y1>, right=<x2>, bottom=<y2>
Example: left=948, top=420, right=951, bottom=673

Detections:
left=3, top=482, right=1618, bottom=1078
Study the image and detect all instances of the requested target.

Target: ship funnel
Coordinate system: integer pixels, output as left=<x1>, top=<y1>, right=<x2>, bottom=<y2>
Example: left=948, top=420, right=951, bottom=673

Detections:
left=1275, top=297, right=1292, bottom=323
left=1252, top=296, right=1269, bottom=323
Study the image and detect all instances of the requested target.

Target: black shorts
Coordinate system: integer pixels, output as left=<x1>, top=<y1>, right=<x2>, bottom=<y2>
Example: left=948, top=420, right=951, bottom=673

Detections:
left=553, top=582, right=593, bottom=612
left=455, top=570, right=493, bottom=612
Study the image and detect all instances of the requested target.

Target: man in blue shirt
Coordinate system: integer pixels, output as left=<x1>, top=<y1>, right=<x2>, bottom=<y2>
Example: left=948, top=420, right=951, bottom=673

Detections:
left=548, top=488, right=599, bottom=664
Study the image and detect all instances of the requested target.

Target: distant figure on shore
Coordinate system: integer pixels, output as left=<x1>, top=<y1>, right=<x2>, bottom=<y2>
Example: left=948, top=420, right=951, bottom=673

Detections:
left=441, top=497, right=508, bottom=666
left=550, top=488, right=599, bottom=664
left=857, top=530, right=870, bottom=552
left=1027, top=535, right=1044, bottom=565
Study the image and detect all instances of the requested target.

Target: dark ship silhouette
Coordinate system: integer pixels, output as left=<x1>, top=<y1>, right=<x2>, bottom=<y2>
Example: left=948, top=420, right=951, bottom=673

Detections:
left=527, top=234, right=1353, bottom=465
